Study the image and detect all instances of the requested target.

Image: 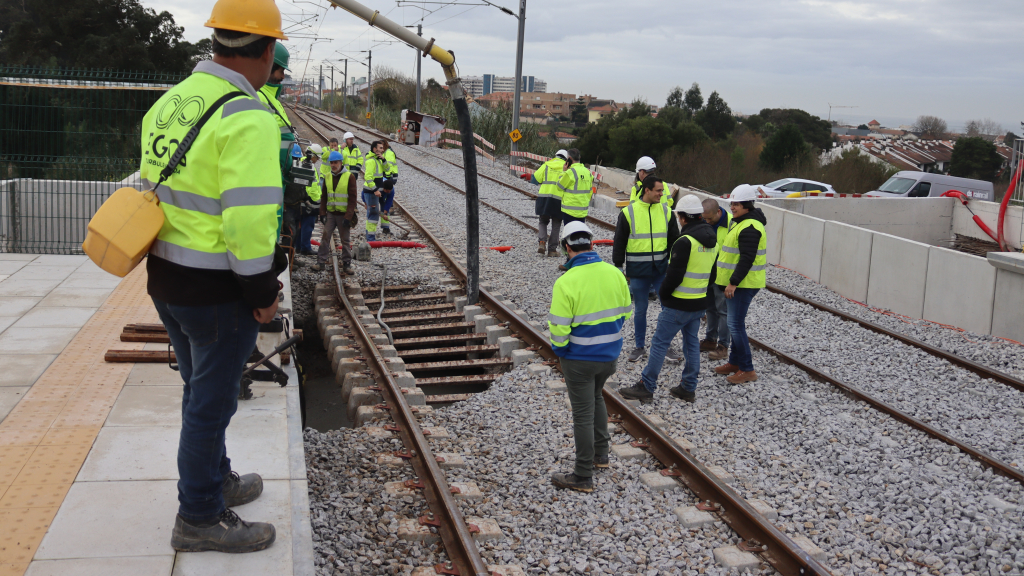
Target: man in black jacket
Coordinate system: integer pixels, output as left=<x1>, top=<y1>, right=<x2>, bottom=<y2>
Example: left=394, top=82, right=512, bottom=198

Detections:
left=619, top=195, right=718, bottom=402
left=612, top=177, right=680, bottom=364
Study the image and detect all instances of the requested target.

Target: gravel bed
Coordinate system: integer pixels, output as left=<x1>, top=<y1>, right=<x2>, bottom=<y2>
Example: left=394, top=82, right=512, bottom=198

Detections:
left=305, top=367, right=772, bottom=576
left=766, top=266, right=1024, bottom=380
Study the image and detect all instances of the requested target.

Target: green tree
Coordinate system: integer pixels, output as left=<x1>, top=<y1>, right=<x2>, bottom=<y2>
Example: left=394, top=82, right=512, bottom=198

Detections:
left=570, top=96, right=588, bottom=126
left=1005, top=132, right=1018, bottom=148
left=950, top=137, right=1003, bottom=181
left=665, top=86, right=684, bottom=109
left=694, top=91, right=735, bottom=140
left=0, top=0, right=205, bottom=74
left=756, top=108, right=834, bottom=150
left=608, top=116, right=673, bottom=168
left=683, top=82, right=703, bottom=114
left=669, top=121, right=709, bottom=155
left=857, top=124, right=869, bottom=130
left=656, top=105, right=689, bottom=129
left=759, top=124, right=809, bottom=171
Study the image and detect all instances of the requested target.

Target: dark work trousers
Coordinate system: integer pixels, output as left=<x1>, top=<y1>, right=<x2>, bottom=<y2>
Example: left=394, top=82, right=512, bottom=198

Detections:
left=153, top=298, right=260, bottom=523
left=560, top=357, right=617, bottom=478
left=538, top=215, right=562, bottom=253
left=317, top=212, right=353, bottom=267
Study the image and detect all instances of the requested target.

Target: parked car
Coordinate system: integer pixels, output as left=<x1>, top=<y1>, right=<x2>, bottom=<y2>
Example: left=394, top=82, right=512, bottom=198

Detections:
left=757, top=178, right=837, bottom=198
left=865, top=171, right=994, bottom=201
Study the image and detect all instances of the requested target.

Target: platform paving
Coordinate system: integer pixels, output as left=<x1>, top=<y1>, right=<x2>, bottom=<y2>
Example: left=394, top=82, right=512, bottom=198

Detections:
left=0, top=255, right=312, bottom=576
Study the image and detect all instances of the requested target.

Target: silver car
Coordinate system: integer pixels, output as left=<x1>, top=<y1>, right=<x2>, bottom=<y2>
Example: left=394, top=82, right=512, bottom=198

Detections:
left=758, top=178, right=837, bottom=198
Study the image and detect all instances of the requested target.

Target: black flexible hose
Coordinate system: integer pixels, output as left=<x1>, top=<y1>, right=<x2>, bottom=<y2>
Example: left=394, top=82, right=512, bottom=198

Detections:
left=453, top=96, right=480, bottom=305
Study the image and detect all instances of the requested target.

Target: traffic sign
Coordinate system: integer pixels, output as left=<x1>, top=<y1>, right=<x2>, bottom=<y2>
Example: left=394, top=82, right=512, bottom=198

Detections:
left=508, top=129, right=522, bottom=143
left=366, top=112, right=372, bottom=119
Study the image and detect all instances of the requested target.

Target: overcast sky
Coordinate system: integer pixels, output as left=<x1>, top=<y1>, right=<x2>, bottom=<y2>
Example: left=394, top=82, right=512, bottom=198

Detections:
left=151, top=0, right=1023, bottom=133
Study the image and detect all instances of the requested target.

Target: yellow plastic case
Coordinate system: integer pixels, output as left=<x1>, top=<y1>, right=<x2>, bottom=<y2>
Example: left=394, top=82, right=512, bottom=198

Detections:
left=82, top=187, right=164, bottom=277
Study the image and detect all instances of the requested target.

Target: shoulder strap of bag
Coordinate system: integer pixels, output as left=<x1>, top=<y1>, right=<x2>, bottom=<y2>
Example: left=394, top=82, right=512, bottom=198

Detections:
left=151, top=90, right=247, bottom=191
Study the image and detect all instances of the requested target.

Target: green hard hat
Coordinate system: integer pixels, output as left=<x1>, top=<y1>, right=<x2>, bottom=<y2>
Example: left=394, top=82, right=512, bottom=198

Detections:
left=274, top=43, right=290, bottom=70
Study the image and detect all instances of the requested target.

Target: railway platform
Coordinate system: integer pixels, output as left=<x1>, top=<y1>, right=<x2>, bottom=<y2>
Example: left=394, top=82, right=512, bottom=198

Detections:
left=0, top=254, right=312, bottom=576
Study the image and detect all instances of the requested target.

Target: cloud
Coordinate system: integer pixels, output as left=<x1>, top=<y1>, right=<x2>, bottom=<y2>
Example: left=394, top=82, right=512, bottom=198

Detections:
left=149, top=0, right=1023, bottom=128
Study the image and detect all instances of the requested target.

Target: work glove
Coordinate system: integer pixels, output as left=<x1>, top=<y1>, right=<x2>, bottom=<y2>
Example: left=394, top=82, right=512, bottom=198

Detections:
left=318, top=214, right=326, bottom=224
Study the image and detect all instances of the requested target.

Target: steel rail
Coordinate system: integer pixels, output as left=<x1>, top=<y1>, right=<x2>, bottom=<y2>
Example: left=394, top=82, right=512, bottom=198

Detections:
left=747, top=336, right=1024, bottom=485
left=299, top=105, right=619, bottom=232
left=290, top=106, right=541, bottom=232
left=329, top=236, right=489, bottom=576
left=393, top=196, right=833, bottom=576
left=763, top=284, right=1024, bottom=393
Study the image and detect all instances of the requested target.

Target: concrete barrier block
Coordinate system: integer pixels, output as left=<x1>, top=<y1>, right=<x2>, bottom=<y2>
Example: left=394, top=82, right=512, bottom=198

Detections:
left=398, top=518, right=438, bottom=543
left=779, top=211, right=825, bottom=282
left=497, top=336, right=523, bottom=357
left=463, top=305, right=484, bottom=323
left=544, top=379, right=566, bottom=391
left=348, top=294, right=365, bottom=306
left=314, top=283, right=332, bottom=297
left=790, top=535, right=827, bottom=563
left=510, top=348, right=536, bottom=367
left=749, top=499, right=779, bottom=521
left=354, top=404, right=387, bottom=426
left=639, top=471, right=679, bottom=492
left=329, top=345, right=358, bottom=367
left=758, top=204, right=787, bottom=266
left=610, top=443, right=646, bottom=460
left=922, top=246, right=996, bottom=335
left=526, top=363, right=551, bottom=377
left=992, top=268, right=1024, bottom=342
left=674, top=506, right=716, bottom=529
left=713, top=545, right=759, bottom=572
left=391, top=371, right=416, bottom=388
left=819, top=221, right=874, bottom=303
left=486, top=325, right=510, bottom=344
left=671, top=436, right=695, bottom=452
left=867, top=232, right=930, bottom=319
left=445, top=288, right=465, bottom=303
left=376, top=345, right=397, bottom=358
left=334, top=358, right=364, bottom=386
left=706, top=464, right=736, bottom=484
left=322, top=326, right=348, bottom=349
left=453, top=296, right=468, bottom=312
left=385, top=357, right=406, bottom=373
left=464, top=517, right=502, bottom=542
left=340, top=372, right=373, bottom=401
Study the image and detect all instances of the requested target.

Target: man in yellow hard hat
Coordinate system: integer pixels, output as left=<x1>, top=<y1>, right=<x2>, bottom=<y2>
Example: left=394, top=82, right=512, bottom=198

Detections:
left=142, top=0, right=287, bottom=554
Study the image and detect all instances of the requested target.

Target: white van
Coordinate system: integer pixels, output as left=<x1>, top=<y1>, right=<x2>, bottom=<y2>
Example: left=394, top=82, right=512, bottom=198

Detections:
left=866, top=171, right=994, bottom=201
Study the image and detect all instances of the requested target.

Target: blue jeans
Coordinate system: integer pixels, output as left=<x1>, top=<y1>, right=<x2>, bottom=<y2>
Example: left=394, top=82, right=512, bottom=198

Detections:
left=641, top=307, right=705, bottom=392
left=726, top=287, right=760, bottom=372
left=705, top=284, right=730, bottom=347
left=153, top=298, right=261, bottom=523
left=362, top=190, right=380, bottom=239
left=628, top=274, right=664, bottom=349
left=299, top=212, right=317, bottom=253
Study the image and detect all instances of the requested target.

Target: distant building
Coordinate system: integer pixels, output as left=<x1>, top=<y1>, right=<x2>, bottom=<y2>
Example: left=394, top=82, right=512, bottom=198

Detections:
left=462, top=74, right=547, bottom=97
left=868, top=119, right=881, bottom=128
left=476, top=91, right=576, bottom=124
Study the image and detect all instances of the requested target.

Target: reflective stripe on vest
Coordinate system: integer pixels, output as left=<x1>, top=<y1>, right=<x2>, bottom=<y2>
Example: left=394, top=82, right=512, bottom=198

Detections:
left=326, top=171, right=352, bottom=212
left=363, top=154, right=382, bottom=190
left=342, top=146, right=363, bottom=169
left=141, top=65, right=281, bottom=277
left=558, top=164, right=594, bottom=218
left=547, top=257, right=632, bottom=357
left=622, top=200, right=670, bottom=263
left=715, top=218, right=767, bottom=288
left=669, top=235, right=718, bottom=299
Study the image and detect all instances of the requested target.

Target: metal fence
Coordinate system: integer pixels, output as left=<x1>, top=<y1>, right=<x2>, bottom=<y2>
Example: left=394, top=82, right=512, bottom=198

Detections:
left=1, top=66, right=185, bottom=253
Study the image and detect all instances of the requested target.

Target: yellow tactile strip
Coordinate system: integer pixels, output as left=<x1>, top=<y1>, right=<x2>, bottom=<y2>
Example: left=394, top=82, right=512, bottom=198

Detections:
left=0, top=265, right=159, bottom=576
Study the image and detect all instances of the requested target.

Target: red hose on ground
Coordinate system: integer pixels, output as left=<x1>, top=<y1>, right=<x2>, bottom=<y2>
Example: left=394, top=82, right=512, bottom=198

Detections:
left=484, top=246, right=513, bottom=252
left=941, top=191, right=1000, bottom=243
left=997, top=162, right=1023, bottom=251
left=311, top=239, right=320, bottom=246
left=592, top=239, right=613, bottom=245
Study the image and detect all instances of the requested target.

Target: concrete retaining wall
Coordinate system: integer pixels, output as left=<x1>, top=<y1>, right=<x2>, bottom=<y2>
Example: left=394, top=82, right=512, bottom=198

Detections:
left=992, top=268, right=1024, bottom=342
left=952, top=200, right=1023, bottom=250
left=762, top=197, right=953, bottom=245
left=820, top=221, right=874, bottom=304
left=866, top=232, right=931, bottom=319
left=591, top=165, right=635, bottom=192
left=779, top=211, right=825, bottom=282
left=922, top=246, right=997, bottom=335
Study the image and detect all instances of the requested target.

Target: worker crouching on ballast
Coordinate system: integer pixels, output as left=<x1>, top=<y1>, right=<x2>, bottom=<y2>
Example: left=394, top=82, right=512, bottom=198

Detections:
left=619, top=195, right=718, bottom=403
left=142, top=0, right=288, bottom=553
left=713, top=184, right=768, bottom=384
left=547, top=222, right=632, bottom=493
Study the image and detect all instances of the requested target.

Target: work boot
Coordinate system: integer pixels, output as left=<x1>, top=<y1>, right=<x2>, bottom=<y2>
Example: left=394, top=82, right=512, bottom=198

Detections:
left=381, top=227, right=391, bottom=235
left=538, top=240, right=546, bottom=254
left=665, top=346, right=682, bottom=363
left=714, top=363, right=741, bottom=375
left=699, top=338, right=717, bottom=352
left=708, top=344, right=728, bottom=360
left=593, top=454, right=610, bottom=469
left=310, top=262, right=323, bottom=272
left=547, top=250, right=559, bottom=258
left=726, top=370, right=759, bottom=384
left=343, top=265, right=355, bottom=275
left=669, top=386, right=696, bottom=403
left=550, top=472, right=593, bottom=493
left=170, top=509, right=276, bottom=553
left=222, top=472, right=263, bottom=508
left=627, top=347, right=646, bottom=363
left=618, top=381, right=654, bottom=402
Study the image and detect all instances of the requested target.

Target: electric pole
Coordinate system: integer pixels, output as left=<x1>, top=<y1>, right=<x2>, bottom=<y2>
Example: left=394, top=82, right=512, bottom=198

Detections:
left=367, top=50, right=372, bottom=128
left=416, top=24, right=422, bottom=112
left=343, top=59, right=348, bottom=119
left=510, top=0, right=526, bottom=153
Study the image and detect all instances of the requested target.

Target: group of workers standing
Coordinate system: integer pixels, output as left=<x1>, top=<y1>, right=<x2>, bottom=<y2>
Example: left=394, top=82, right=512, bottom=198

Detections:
left=544, top=152, right=768, bottom=492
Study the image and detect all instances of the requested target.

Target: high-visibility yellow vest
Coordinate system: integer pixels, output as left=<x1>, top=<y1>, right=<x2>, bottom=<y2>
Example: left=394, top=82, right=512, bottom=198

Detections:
left=258, top=83, right=295, bottom=170
left=558, top=164, right=594, bottom=219
left=342, top=145, right=363, bottom=171
left=715, top=218, right=767, bottom=288
left=363, top=152, right=383, bottom=191
left=714, top=209, right=733, bottom=252
left=537, top=157, right=565, bottom=201
left=547, top=252, right=632, bottom=361
left=630, top=180, right=673, bottom=207
left=325, top=171, right=351, bottom=212
left=382, top=148, right=398, bottom=177
left=621, top=200, right=670, bottom=277
left=141, top=63, right=280, bottom=276
left=305, top=162, right=322, bottom=203
left=669, top=235, right=717, bottom=299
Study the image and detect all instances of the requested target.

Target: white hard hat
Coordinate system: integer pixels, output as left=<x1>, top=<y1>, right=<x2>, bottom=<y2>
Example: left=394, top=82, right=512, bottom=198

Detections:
left=555, top=149, right=568, bottom=159
left=343, top=132, right=355, bottom=140
left=673, top=194, right=704, bottom=215
left=636, top=156, right=656, bottom=173
left=559, top=221, right=594, bottom=246
left=729, top=184, right=759, bottom=203
left=307, top=143, right=323, bottom=155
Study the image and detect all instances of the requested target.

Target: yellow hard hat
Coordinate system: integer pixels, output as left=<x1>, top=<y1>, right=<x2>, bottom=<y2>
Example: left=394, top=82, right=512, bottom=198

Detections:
left=205, top=0, right=288, bottom=40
